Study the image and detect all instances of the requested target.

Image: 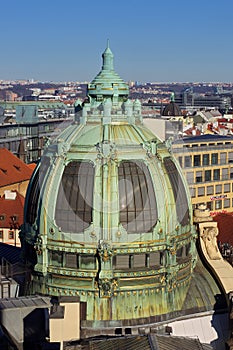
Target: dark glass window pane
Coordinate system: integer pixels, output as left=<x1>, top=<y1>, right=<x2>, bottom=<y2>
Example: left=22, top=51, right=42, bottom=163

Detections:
left=185, top=242, right=191, bottom=256
left=80, top=255, right=96, bottom=269
left=211, top=153, right=218, bottom=165
left=205, top=170, right=211, bottom=182
left=133, top=254, right=146, bottom=268
left=50, top=251, right=63, bottom=266
left=114, top=255, right=129, bottom=269
left=203, top=154, right=209, bottom=166
left=26, top=156, right=50, bottom=224
left=163, top=157, right=190, bottom=226
left=184, top=156, right=191, bottom=167
left=118, top=161, right=158, bottom=233
left=66, top=253, right=78, bottom=268
left=149, top=252, right=161, bottom=266
left=213, top=169, right=220, bottom=180
left=176, top=247, right=183, bottom=258
left=194, top=155, right=200, bottom=166
left=55, top=161, right=94, bottom=233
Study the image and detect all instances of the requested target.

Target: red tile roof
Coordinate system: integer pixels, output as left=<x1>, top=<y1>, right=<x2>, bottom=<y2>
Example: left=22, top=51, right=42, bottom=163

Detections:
left=213, top=213, right=233, bottom=245
left=0, top=190, right=25, bottom=228
left=0, top=148, right=33, bottom=187
left=27, top=163, right=37, bottom=171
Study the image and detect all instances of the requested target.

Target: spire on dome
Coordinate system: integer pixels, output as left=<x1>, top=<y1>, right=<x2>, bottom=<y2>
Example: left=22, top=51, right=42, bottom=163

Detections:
left=88, top=42, right=129, bottom=101
left=102, top=39, right=114, bottom=71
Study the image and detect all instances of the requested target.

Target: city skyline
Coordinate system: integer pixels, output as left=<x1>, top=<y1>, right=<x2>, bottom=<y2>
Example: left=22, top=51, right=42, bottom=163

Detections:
left=1, top=0, right=233, bottom=83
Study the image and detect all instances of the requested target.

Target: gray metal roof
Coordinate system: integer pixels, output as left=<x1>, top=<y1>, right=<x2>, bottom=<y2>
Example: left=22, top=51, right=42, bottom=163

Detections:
left=0, top=243, right=21, bottom=265
left=174, top=134, right=233, bottom=144
left=0, top=295, right=51, bottom=310
left=77, top=334, right=213, bottom=350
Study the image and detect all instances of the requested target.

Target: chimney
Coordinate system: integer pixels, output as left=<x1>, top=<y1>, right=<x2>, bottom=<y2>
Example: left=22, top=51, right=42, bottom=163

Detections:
left=4, top=190, right=17, bottom=200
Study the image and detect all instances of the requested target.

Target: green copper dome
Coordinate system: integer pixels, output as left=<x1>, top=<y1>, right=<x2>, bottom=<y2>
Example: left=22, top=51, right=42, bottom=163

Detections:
left=21, top=43, right=201, bottom=335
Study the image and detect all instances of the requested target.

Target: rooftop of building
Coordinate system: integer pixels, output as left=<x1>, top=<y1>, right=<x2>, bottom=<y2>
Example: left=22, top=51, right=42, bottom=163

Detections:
left=0, top=242, right=21, bottom=265
left=0, top=190, right=24, bottom=228
left=0, top=148, right=34, bottom=187
left=75, top=334, right=213, bottom=350
left=213, top=212, right=233, bottom=246
left=174, top=133, right=233, bottom=144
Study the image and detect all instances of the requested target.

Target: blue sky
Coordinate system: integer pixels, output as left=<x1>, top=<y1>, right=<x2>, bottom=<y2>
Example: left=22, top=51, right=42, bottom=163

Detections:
left=1, top=0, right=233, bottom=82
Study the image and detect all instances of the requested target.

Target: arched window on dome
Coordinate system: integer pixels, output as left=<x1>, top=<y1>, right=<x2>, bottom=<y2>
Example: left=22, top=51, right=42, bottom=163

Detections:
left=26, top=156, right=50, bottom=225
left=163, top=157, right=189, bottom=226
left=55, top=161, right=94, bottom=233
left=118, top=161, right=158, bottom=233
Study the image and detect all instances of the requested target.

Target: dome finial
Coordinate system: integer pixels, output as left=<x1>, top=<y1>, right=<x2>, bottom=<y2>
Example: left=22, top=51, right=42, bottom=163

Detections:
left=102, top=40, right=114, bottom=71
left=170, top=92, right=175, bottom=102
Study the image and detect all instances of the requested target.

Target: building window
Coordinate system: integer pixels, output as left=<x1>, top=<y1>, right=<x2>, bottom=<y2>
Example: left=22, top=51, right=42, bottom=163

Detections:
left=198, top=187, right=205, bottom=197
left=176, top=246, right=184, bottom=258
left=230, top=168, right=233, bottom=179
left=178, top=157, right=183, bottom=167
left=26, top=156, right=50, bottom=224
left=114, top=255, right=129, bottom=269
left=80, top=255, right=96, bottom=269
left=196, top=171, right=202, bottom=183
left=215, top=184, right=222, bottom=194
left=149, top=252, right=162, bottom=267
left=163, top=157, right=189, bottom=226
left=228, top=152, right=233, bottom=163
left=224, top=183, right=230, bottom=193
left=186, top=172, right=194, bottom=185
left=207, top=186, right=214, bottom=195
left=50, top=251, right=63, bottom=266
left=185, top=242, right=191, bottom=256
left=118, top=161, right=158, bottom=233
left=194, top=155, right=201, bottom=166
left=224, top=199, right=230, bottom=208
left=0, top=230, right=3, bottom=239
left=66, top=253, right=78, bottom=268
left=55, top=161, right=94, bottom=233
left=215, top=200, right=222, bottom=210
left=133, top=254, right=146, bottom=268
left=203, top=154, right=209, bottom=166
left=211, top=153, right=218, bottom=165
left=213, top=169, right=220, bottom=181
left=220, top=152, right=227, bottom=165
left=190, top=187, right=196, bottom=198
left=205, top=170, right=211, bottom=182
left=206, top=202, right=213, bottom=211
left=8, top=230, right=14, bottom=240
left=184, top=156, right=191, bottom=167
left=222, top=168, right=228, bottom=180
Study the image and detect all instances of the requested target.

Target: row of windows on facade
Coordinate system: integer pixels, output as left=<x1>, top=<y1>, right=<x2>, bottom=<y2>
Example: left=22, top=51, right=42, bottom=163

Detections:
left=178, top=152, right=233, bottom=168
left=204, top=199, right=231, bottom=211
left=49, top=244, right=191, bottom=270
left=27, top=158, right=190, bottom=233
left=187, top=169, right=233, bottom=184
left=191, top=183, right=232, bottom=196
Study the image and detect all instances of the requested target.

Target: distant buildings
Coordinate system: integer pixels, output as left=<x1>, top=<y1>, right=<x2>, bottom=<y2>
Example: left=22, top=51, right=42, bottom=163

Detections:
left=175, top=87, right=231, bottom=113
